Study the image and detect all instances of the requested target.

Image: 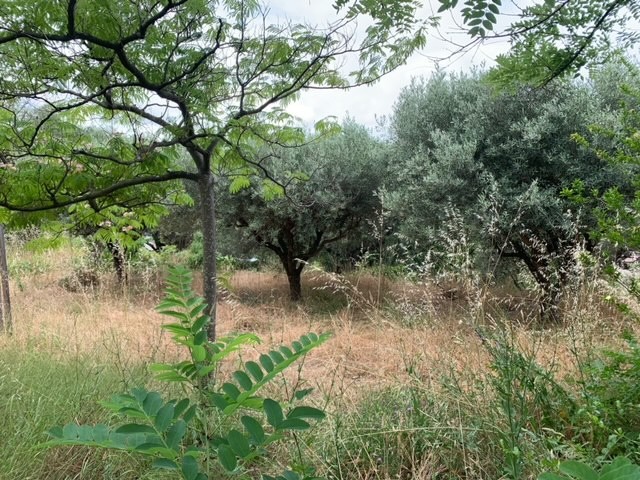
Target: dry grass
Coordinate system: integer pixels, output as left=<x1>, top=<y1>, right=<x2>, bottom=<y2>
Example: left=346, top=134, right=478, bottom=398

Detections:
left=4, top=242, right=640, bottom=480
left=2, top=242, right=634, bottom=405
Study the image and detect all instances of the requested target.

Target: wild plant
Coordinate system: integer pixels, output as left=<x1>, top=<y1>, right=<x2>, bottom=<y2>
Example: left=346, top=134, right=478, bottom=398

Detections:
left=539, top=456, right=640, bottom=480
left=44, top=266, right=330, bottom=480
left=485, top=331, right=577, bottom=479
left=572, top=332, right=640, bottom=463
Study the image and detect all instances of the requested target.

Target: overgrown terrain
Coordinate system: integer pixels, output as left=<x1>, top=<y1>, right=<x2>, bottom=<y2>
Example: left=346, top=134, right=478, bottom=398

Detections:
left=2, top=236, right=640, bottom=479
left=1, top=1, right=640, bottom=479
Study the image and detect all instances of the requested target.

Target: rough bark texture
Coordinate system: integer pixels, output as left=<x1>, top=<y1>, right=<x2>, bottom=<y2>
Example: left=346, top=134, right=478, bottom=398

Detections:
left=0, top=224, right=12, bottom=333
left=284, top=260, right=304, bottom=301
left=198, top=172, right=218, bottom=340
left=511, top=238, right=570, bottom=323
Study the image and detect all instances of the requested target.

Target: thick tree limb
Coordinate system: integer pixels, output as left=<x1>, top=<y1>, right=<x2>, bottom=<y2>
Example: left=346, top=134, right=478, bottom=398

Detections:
left=0, top=170, right=198, bottom=212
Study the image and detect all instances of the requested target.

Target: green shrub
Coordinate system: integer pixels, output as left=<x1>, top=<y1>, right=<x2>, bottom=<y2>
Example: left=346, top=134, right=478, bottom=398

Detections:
left=486, top=333, right=577, bottom=479
left=44, top=266, right=330, bottom=480
left=187, top=232, right=238, bottom=271
left=572, top=333, right=640, bottom=462
left=187, top=231, right=204, bottom=269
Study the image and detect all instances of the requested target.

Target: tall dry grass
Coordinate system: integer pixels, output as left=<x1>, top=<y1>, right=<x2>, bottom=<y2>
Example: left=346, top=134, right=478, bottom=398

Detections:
left=1, top=239, right=637, bottom=479
left=3, top=240, right=634, bottom=395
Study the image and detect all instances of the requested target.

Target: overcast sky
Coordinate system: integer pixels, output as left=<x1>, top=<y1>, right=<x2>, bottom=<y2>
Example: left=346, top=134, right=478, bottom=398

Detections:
left=268, top=1, right=518, bottom=128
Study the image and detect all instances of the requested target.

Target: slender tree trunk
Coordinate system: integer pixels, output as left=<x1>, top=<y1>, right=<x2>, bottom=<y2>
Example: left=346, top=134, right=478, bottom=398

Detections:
left=0, top=224, right=12, bottom=334
left=198, top=172, right=218, bottom=340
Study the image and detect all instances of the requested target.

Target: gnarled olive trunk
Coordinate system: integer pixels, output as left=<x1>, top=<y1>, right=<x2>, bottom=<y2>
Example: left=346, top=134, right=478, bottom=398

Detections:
left=283, top=258, right=304, bottom=301
left=511, top=238, right=571, bottom=323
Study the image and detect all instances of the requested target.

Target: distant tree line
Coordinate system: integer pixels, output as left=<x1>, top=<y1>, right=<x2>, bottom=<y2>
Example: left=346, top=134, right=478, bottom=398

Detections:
left=155, top=61, right=639, bottom=319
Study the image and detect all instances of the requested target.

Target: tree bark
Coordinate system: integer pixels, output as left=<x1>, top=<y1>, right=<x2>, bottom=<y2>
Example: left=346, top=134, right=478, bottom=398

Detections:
left=198, top=172, right=218, bottom=340
left=511, top=240, right=563, bottom=322
left=287, top=268, right=303, bottom=302
left=106, top=241, right=127, bottom=285
left=0, top=224, right=12, bottom=334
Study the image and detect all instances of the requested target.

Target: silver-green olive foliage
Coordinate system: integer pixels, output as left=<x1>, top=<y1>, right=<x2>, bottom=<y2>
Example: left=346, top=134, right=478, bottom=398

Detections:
left=217, top=122, right=388, bottom=301
left=389, top=70, right=636, bottom=315
left=0, top=0, right=422, bottom=338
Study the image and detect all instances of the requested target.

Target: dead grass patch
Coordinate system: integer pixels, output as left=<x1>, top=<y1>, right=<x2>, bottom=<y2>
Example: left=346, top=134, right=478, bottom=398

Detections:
left=2, top=244, right=635, bottom=406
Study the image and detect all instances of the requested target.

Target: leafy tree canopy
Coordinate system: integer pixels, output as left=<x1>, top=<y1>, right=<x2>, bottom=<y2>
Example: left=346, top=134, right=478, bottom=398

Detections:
left=389, top=69, right=637, bottom=317
left=0, top=0, right=425, bottom=338
left=342, top=0, right=638, bottom=85
left=217, top=121, right=388, bottom=300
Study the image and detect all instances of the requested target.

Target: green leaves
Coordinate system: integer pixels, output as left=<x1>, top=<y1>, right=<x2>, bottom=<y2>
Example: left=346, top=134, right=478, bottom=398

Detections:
left=287, top=406, right=326, bottom=421
left=264, top=399, right=285, bottom=427
left=557, top=461, right=598, bottom=480
left=539, top=457, right=640, bottom=480
left=209, top=399, right=325, bottom=475
left=45, top=390, right=198, bottom=474
left=241, top=415, right=266, bottom=444
left=45, top=387, right=197, bottom=467
left=488, top=0, right=635, bottom=86
left=217, top=444, right=238, bottom=472
left=211, top=332, right=331, bottom=416
left=152, top=267, right=263, bottom=384
left=43, top=267, right=330, bottom=479
left=229, top=176, right=251, bottom=194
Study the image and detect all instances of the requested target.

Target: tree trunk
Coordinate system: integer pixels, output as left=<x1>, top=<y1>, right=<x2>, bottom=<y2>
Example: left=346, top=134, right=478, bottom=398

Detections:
left=278, top=251, right=304, bottom=301
left=287, top=269, right=303, bottom=302
left=106, top=241, right=127, bottom=285
left=512, top=240, right=562, bottom=322
left=198, top=172, right=218, bottom=341
left=0, top=224, right=12, bottom=334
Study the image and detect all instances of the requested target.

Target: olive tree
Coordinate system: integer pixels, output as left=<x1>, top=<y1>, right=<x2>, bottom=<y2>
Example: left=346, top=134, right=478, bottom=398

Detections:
left=217, top=122, right=388, bottom=301
left=390, top=71, right=633, bottom=318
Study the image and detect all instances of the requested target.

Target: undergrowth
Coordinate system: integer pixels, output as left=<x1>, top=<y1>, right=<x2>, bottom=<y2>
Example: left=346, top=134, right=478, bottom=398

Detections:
left=0, top=344, right=152, bottom=479
left=2, top=242, right=640, bottom=479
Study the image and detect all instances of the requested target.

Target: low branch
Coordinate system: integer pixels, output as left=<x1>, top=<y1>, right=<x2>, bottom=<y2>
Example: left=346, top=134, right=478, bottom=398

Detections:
left=0, top=170, right=198, bottom=212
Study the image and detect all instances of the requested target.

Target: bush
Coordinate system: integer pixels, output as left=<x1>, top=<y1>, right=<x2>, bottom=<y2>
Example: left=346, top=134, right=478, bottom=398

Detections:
left=573, top=333, right=640, bottom=462
left=187, top=231, right=257, bottom=272
left=44, top=267, right=330, bottom=480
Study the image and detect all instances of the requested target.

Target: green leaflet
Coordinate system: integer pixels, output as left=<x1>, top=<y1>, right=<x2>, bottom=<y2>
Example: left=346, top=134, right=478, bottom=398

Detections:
left=42, top=268, right=329, bottom=479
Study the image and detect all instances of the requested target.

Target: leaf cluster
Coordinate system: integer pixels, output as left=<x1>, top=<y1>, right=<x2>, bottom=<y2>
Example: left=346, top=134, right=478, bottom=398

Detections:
left=44, top=266, right=330, bottom=480
left=540, top=457, right=640, bottom=480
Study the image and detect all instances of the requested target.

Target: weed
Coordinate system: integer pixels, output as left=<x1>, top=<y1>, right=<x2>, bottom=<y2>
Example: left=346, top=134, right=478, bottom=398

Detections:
left=43, top=267, right=330, bottom=480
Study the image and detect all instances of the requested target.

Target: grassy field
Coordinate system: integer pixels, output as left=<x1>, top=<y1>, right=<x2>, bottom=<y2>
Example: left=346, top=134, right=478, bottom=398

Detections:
left=1, top=240, right=638, bottom=479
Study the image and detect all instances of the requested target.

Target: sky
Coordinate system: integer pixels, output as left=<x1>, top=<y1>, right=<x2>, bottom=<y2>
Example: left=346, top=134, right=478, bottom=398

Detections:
left=267, top=1, right=518, bottom=128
